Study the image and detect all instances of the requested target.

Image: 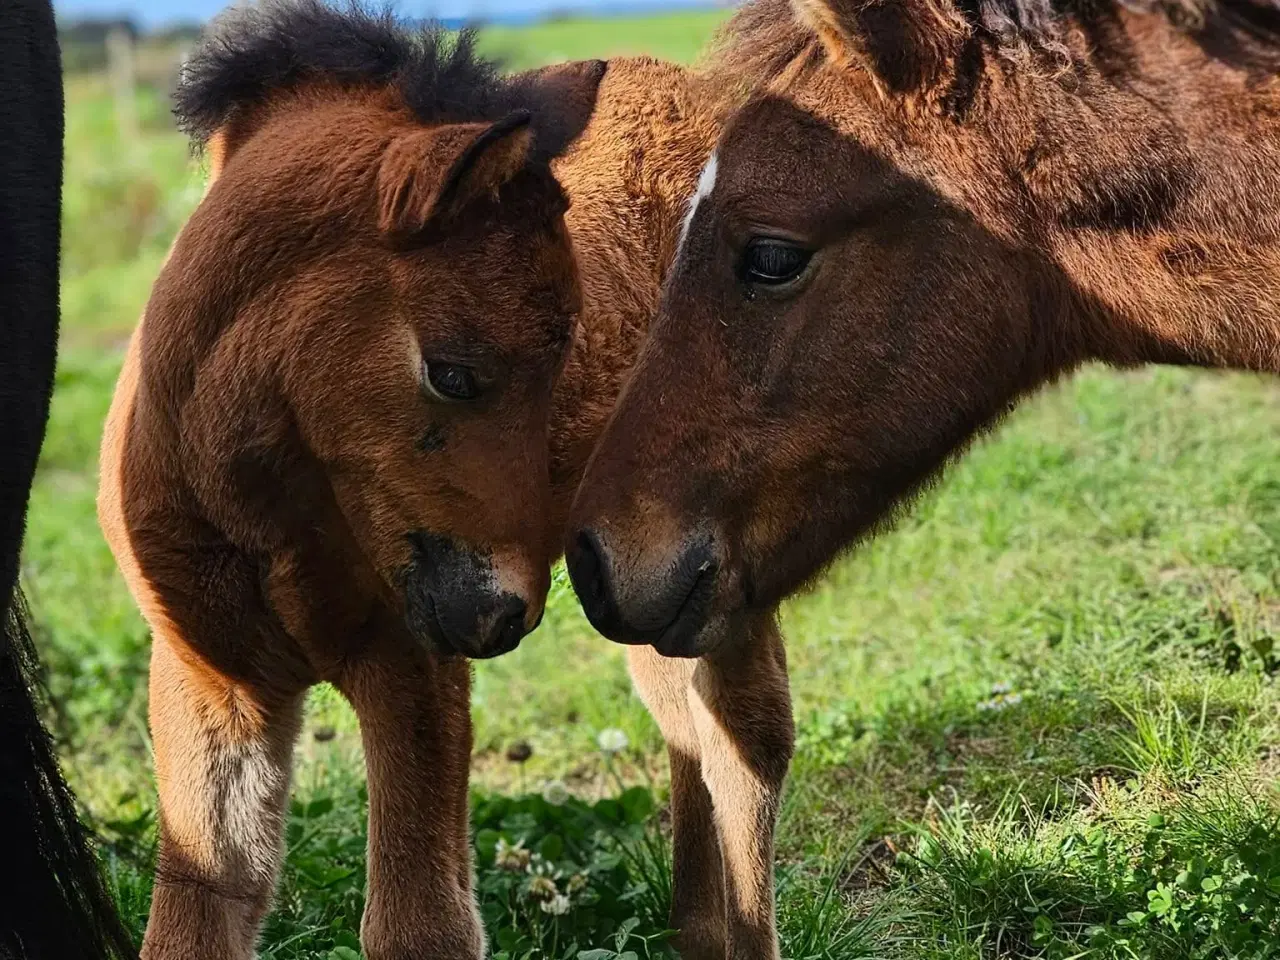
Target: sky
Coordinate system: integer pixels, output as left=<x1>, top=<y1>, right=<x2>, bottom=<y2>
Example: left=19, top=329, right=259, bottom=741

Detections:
left=55, top=0, right=703, bottom=26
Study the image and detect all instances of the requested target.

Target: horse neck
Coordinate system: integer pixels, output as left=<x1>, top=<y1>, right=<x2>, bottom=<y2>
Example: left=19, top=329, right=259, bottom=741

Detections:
left=548, top=59, right=720, bottom=513
left=1038, top=34, right=1280, bottom=374
left=1053, top=226, right=1280, bottom=375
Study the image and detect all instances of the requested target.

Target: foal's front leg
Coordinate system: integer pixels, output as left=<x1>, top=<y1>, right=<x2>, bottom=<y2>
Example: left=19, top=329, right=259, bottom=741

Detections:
left=144, top=632, right=305, bottom=960
left=628, top=647, right=727, bottom=959
left=338, top=648, right=482, bottom=960
left=692, top=614, right=794, bottom=960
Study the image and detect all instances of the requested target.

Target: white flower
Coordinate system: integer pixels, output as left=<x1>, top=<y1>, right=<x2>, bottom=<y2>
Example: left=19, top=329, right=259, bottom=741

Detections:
left=494, top=837, right=530, bottom=872
left=977, top=690, right=1023, bottom=712
left=541, top=780, right=569, bottom=806
left=991, top=681, right=1012, bottom=694
left=597, top=728, right=629, bottom=754
left=540, top=893, right=572, bottom=915
left=529, top=855, right=556, bottom=877
left=567, top=872, right=588, bottom=894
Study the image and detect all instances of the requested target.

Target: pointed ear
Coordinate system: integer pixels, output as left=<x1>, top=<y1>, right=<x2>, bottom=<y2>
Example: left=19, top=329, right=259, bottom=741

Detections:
left=790, top=0, right=970, bottom=95
left=377, top=111, right=534, bottom=238
left=509, top=59, right=607, bottom=160
left=202, top=106, right=264, bottom=183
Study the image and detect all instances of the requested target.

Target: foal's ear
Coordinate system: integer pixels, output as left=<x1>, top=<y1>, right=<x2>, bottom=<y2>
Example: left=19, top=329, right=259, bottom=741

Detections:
left=377, top=111, right=534, bottom=238
left=791, top=0, right=970, bottom=95
left=510, top=59, right=607, bottom=160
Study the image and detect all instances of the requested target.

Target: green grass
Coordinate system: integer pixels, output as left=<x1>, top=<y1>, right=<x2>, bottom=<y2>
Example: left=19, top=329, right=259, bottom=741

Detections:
left=26, top=11, right=1280, bottom=958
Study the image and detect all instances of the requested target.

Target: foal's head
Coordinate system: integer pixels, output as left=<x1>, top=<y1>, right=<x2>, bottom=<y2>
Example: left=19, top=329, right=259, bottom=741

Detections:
left=144, top=1, right=603, bottom=658
left=568, top=0, right=1280, bottom=656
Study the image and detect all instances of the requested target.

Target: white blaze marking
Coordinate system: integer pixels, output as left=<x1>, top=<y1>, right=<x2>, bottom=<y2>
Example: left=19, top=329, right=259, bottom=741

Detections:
left=675, top=150, right=718, bottom=263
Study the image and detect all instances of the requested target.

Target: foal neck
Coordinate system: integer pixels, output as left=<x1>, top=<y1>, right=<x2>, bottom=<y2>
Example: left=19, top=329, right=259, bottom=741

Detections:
left=549, top=58, right=721, bottom=517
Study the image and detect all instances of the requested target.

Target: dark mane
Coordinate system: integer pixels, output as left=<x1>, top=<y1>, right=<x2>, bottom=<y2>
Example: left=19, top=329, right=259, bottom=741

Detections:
left=175, top=0, right=516, bottom=147
left=704, top=0, right=1280, bottom=97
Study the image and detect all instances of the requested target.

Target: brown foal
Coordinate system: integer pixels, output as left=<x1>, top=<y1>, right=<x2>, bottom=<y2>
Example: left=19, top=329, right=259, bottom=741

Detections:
left=98, top=3, right=605, bottom=957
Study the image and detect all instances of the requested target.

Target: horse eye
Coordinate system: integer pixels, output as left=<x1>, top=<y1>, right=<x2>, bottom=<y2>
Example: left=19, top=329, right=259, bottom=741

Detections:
left=741, top=239, right=812, bottom=286
left=423, top=361, right=480, bottom=402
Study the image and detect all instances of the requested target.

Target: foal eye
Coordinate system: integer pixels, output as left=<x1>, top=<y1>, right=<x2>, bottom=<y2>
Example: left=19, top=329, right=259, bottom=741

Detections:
left=423, top=361, right=480, bottom=402
left=741, top=238, right=812, bottom=286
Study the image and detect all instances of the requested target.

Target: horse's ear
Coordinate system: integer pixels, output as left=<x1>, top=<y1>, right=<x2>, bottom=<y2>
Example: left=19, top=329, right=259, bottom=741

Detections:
left=202, top=112, right=258, bottom=185
left=790, top=0, right=970, bottom=95
left=509, top=59, right=607, bottom=160
left=377, top=111, right=534, bottom=238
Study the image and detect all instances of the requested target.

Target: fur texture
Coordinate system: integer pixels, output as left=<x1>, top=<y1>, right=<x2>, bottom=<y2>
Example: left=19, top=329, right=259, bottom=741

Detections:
left=175, top=0, right=593, bottom=161
left=567, top=0, right=1280, bottom=956
left=100, top=4, right=605, bottom=958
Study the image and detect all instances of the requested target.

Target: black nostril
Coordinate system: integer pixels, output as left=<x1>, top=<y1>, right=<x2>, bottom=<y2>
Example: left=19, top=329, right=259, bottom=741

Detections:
left=576, top=532, right=603, bottom=604
left=495, top=595, right=527, bottom=650
left=568, top=529, right=617, bottom=629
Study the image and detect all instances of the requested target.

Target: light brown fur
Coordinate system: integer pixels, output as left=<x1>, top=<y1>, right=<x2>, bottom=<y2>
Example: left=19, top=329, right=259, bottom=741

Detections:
left=104, top=22, right=782, bottom=960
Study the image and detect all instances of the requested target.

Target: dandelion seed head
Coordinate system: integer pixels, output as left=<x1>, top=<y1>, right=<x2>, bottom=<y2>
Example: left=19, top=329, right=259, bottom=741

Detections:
left=597, top=728, right=629, bottom=754
left=541, top=780, right=569, bottom=806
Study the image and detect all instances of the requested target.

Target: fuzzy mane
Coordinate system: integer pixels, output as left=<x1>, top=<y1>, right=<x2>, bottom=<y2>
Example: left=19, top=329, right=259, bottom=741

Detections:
left=705, top=0, right=1280, bottom=98
left=176, top=0, right=568, bottom=155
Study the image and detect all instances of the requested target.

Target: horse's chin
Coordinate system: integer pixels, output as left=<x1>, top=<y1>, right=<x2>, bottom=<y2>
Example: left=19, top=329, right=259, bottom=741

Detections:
left=650, top=612, right=730, bottom=659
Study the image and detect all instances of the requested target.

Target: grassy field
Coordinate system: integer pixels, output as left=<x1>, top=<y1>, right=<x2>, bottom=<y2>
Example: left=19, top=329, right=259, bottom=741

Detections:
left=28, top=10, right=1280, bottom=959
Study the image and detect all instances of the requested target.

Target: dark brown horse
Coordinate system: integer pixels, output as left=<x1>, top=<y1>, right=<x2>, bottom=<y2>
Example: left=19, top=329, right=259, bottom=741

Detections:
left=568, top=0, right=1280, bottom=954
left=98, top=4, right=603, bottom=957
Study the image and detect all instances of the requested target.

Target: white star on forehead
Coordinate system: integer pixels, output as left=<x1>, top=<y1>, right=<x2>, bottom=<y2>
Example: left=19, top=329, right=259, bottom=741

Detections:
left=674, top=150, right=718, bottom=265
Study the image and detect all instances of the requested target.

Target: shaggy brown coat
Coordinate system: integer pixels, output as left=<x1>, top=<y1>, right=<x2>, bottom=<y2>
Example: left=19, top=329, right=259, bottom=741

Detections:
left=568, top=0, right=1280, bottom=956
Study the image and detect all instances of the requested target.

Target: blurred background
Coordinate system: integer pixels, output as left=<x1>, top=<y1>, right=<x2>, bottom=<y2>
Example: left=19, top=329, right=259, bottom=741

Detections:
left=32, top=1, right=1280, bottom=956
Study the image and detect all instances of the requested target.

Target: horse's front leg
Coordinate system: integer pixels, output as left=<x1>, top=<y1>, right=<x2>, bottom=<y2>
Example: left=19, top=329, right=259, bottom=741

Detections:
left=627, top=646, right=727, bottom=959
left=691, top=613, right=794, bottom=960
left=143, top=632, right=305, bottom=960
left=337, top=648, right=482, bottom=960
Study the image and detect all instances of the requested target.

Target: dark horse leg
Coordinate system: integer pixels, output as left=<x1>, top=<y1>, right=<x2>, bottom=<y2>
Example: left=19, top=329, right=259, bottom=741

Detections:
left=0, top=2, right=137, bottom=957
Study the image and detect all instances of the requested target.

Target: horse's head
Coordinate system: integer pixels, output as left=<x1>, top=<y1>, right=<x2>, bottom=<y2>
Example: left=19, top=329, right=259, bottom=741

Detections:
left=144, top=3, right=604, bottom=658
left=566, top=0, right=1211, bottom=656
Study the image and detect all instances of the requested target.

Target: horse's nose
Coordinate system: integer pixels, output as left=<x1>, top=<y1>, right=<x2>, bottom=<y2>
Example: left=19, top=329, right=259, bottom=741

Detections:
left=565, top=529, right=625, bottom=638
left=566, top=528, right=717, bottom=657
left=466, top=594, right=529, bottom=659
left=404, top=532, right=540, bottom=659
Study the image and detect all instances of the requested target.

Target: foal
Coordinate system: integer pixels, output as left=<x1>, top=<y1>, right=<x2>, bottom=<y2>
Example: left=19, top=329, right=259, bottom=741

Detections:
left=97, top=5, right=603, bottom=957
left=569, top=0, right=1280, bottom=955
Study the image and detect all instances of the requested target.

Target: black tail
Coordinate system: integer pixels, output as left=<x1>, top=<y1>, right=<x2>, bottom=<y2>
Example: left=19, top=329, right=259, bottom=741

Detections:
left=0, top=591, right=139, bottom=960
left=0, top=0, right=141, bottom=955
